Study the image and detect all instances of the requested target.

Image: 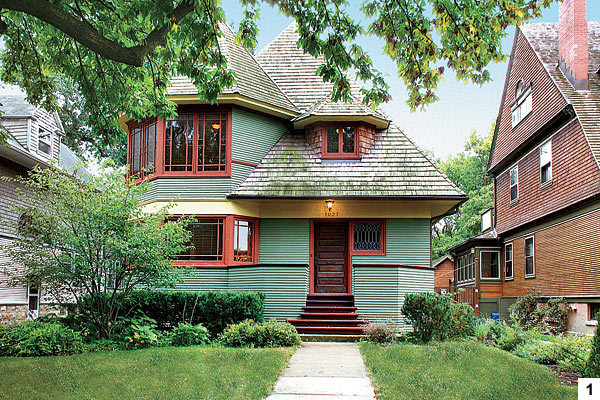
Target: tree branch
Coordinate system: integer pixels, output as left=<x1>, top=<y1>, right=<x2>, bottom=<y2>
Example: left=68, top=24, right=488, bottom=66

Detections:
left=0, top=0, right=194, bottom=67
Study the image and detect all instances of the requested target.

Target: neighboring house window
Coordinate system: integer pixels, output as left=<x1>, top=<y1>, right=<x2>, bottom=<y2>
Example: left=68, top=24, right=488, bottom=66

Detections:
left=27, top=286, right=40, bottom=320
left=589, top=303, right=600, bottom=321
left=38, top=128, right=52, bottom=157
left=179, top=218, right=224, bottom=261
left=351, top=221, right=385, bottom=255
left=525, top=236, right=535, bottom=277
left=323, top=124, right=358, bottom=159
left=233, top=218, right=255, bottom=263
left=505, top=243, right=513, bottom=280
left=511, top=80, right=532, bottom=128
left=540, top=140, right=552, bottom=184
left=510, top=166, right=518, bottom=202
left=129, top=119, right=157, bottom=178
left=455, top=252, right=475, bottom=284
left=480, top=251, right=500, bottom=279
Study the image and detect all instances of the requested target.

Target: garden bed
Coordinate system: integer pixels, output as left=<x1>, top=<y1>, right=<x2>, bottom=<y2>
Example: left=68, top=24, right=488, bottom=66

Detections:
left=0, top=346, right=292, bottom=400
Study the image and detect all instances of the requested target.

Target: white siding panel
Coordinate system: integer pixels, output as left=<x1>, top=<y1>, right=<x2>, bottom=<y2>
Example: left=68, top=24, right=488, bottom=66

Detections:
left=0, top=238, right=27, bottom=305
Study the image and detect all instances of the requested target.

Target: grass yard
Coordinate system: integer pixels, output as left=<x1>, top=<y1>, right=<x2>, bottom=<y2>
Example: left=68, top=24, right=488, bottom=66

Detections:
left=360, top=341, right=577, bottom=400
left=0, top=346, right=293, bottom=400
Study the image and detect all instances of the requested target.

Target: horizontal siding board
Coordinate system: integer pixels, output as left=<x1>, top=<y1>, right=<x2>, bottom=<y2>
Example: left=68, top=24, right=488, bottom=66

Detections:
left=0, top=237, right=27, bottom=305
left=231, top=108, right=287, bottom=164
left=172, top=269, right=229, bottom=291
left=142, top=178, right=231, bottom=201
left=353, top=219, right=431, bottom=266
left=258, top=219, right=310, bottom=264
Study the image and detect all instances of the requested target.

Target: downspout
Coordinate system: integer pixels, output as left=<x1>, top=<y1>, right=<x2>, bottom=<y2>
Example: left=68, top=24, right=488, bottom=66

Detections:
left=26, top=118, right=32, bottom=151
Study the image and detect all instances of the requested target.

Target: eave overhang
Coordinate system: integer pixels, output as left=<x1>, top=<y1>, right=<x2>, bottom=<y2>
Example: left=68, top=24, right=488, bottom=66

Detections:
left=292, top=114, right=390, bottom=130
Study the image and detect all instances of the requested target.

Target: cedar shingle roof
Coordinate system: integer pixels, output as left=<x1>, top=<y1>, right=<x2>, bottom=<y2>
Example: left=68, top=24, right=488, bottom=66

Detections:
left=292, top=93, right=389, bottom=124
left=229, top=123, right=465, bottom=198
left=256, top=22, right=364, bottom=112
left=520, top=22, right=600, bottom=168
left=167, top=23, right=297, bottom=112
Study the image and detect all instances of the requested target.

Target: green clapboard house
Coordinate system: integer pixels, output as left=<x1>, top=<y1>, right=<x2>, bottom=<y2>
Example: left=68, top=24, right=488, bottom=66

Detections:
left=120, top=22, right=466, bottom=334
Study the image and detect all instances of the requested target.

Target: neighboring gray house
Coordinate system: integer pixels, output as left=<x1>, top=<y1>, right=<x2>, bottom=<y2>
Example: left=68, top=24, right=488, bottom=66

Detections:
left=0, top=94, right=82, bottom=323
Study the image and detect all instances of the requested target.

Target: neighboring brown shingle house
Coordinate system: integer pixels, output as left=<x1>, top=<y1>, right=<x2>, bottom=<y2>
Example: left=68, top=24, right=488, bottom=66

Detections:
left=449, top=0, right=600, bottom=334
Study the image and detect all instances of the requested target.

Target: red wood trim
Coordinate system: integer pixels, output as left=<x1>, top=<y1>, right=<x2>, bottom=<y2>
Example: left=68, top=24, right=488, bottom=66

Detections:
left=311, top=220, right=352, bottom=295
left=349, top=220, right=386, bottom=256
left=353, top=263, right=435, bottom=271
left=182, top=263, right=310, bottom=270
left=230, top=216, right=259, bottom=265
left=232, top=159, right=258, bottom=167
left=310, top=219, right=315, bottom=294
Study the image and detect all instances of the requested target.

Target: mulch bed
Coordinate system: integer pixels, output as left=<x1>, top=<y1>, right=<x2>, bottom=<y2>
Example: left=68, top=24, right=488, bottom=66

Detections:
left=547, top=365, right=582, bottom=386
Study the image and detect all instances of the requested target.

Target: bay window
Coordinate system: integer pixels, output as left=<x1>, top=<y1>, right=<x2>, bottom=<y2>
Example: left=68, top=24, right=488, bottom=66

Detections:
left=234, top=218, right=255, bottom=263
left=179, top=218, right=224, bottom=261
left=128, top=109, right=230, bottom=179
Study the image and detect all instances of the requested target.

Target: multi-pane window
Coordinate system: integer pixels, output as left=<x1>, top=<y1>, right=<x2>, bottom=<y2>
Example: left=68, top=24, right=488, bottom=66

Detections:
left=324, top=124, right=358, bottom=158
left=589, top=303, right=600, bottom=321
left=129, top=119, right=157, bottom=178
left=510, top=166, right=518, bottom=201
left=165, top=114, right=194, bottom=172
left=234, top=219, right=254, bottom=263
left=179, top=218, right=224, bottom=261
left=455, top=252, right=475, bottom=284
left=480, top=251, right=500, bottom=279
left=540, top=140, right=552, bottom=183
left=512, top=80, right=532, bottom=128
left=505, top=243, right=513, bottom=280
left=38, top=128, right=52, bottom=157
left=27, top=286, right=40, bottom=320
left=352, top=221, right=384, bottom=255
left=525, top=236, right=535, bottom=277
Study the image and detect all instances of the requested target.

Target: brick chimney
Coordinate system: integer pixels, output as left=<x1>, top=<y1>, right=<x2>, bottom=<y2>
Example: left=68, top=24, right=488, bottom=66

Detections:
left=559, top=0, right=589, bottom=90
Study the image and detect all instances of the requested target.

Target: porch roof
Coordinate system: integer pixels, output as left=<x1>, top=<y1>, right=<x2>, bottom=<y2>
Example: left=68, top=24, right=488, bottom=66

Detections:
left=229, top=123, right=466, bottom=199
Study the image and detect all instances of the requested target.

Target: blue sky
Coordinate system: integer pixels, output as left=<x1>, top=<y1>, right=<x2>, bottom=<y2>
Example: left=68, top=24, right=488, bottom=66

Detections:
left=223, top=1, right=600, bottom=159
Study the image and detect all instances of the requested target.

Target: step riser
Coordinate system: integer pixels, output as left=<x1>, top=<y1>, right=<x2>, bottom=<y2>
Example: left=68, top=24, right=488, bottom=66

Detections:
left=288, top=320, right=365, bottom=327
left=300, top=313, right=359, bottom=320
left=307, top=294, right=354, bottom=301
left=295, top=327, right=365, bottom=335
left=305, top=301, right=354, bottom=307
left=303, top=307, right=357, bottom=313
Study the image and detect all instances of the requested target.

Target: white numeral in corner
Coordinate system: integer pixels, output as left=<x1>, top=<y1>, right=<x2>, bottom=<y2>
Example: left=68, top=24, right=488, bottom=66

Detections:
left=580, top=379, right=600, bottom=399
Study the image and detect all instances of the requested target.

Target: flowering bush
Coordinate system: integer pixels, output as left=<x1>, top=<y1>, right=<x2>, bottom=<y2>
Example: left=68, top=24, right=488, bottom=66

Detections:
left=118, top=315, right=160, bottom=349
left=447, top=302, right=477, bottom=339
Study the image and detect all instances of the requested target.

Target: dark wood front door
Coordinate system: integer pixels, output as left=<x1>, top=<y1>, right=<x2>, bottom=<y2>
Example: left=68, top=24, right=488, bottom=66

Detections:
left=314, top=222, right=348, bottom=293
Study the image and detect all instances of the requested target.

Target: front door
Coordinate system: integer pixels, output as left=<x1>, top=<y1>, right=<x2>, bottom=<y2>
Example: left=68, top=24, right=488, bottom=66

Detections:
left=314, top=222, right=348, bottom=293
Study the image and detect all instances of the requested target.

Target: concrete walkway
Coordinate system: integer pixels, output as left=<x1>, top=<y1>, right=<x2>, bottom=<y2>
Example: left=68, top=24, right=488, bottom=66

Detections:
left=266, top=342, right=376, bottom=399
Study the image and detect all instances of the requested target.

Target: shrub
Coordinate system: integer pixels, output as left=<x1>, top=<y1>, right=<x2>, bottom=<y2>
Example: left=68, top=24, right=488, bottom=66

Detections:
left=0, top=321, right=84, bottom=356
left=474, top=319, right=495, bottom=342
left=447, top=302, right=477, bottom=339
left=556, top=336, right=590, bottom=374
left=363, top=321, right=397, bottom=344
left=219, top=320, right=301, bottom=348
left=118, top=315, right=161, bottom=349
left=509, top=291, right=568, bottom=334
left=493, top=323, right=524, bottom=351
left=77, top=290, right=265, bottom=336
left=585, top=311, right=600, bottom=378
left=169, top=323, right=210, bottom=346
left=512, top=340, right=559, bottom=364
left=401, top=292, right=453, bottom=343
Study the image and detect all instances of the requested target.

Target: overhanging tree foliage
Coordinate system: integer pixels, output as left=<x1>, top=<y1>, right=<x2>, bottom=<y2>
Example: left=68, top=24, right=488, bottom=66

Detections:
left=2, top=164, right=192, bottom=338
left=432, top=128, right=494, bottom=258
left=0, top=0, right=554, bottom=153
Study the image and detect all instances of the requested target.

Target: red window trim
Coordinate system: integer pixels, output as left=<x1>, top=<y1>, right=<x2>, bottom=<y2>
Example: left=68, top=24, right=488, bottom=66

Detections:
left=321, top=123, right=359, bottom=159
left=231, top=217, right=259, bottom=265
left=127, top=107, right=232, bottom=182
left=127, top=117, right=158, bottom=181
left=350, top=220, right=386, bottom=256
left=170, top=214, right=259, bottom=268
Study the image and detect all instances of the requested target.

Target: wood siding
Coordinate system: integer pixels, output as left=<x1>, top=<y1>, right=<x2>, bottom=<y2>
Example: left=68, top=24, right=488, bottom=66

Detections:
left=496, top=119, right=600, bottom=233
left=490, top=29, right=568, bottom=170
left=1, top=119, right=29, bottom=150
left=480, top=283, right=503, bottom=298
left=258, top=218, right=310, bottom=264
left=502, top=208, right=600, bottom=297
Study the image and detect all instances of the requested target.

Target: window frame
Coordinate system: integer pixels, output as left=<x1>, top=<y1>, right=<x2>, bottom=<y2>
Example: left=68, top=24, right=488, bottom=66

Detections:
left=350, top=220, right=386, bottom=256
left=589, top=303, right=600, bottom=322
left=480, top=250, right=501, bottom=280
left=504, top=242, right=514, bottom=281
left=511, top=80, right=532, bottom=128
left=232, top=217, right=259, bottom=264
left=525, top=236, right=535, bottom=278
left=27, top=285, right=40, bottom=320
left=174, top=216, right=226, bottom=266
left=509, top=165, right=519, bottom=202
left=455, top=252, right=476, bottom=284
left=321, top=123, right=359, bottom=159
left=127, top=117, right=157, bottom=180
left=540, top=139, right=552, bottom=184
left=37, top=128, right=53, bottom=158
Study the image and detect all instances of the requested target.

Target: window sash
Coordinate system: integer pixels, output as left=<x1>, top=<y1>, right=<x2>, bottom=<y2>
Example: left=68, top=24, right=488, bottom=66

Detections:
left=179, top=218, right=224, bottom=261
left=510, top=167, right=518, bottom=201
left=480, top=251, right=500, bottom=279
left=233, top=219, right=254, bottom=263
left=129, top=119, right=157, bottom=178
left=505, top=244, right=513, bottom=279
left=540, top=141, right=552, bottom=183
left=525, top=237, right=535, bottom=276
left=38, top=129, right=52, bottom=156
left=323, top=124, right=357, bottom=157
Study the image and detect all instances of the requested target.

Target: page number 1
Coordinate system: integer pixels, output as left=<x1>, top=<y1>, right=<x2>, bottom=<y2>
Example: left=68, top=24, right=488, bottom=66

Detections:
left=580, top=379, right=600, bottom=399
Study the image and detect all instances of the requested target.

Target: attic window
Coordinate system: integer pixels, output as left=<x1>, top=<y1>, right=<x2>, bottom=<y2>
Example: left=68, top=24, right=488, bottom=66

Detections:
left=322, top=124, right=358, bottom=159
left=511, top=80, right=532, bottom=128
left=38, top=128, right=52, bottom=157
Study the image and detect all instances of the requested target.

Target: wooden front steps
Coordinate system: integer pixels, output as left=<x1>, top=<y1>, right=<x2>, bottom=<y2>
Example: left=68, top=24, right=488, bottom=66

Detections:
left=288, top=294, right=366, bottom=336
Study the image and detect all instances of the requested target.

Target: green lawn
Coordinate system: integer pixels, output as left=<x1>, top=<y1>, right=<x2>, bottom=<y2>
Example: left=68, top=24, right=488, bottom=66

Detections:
left=0, top=346, right=293, bottom=400
left=359, top=341, right=577, bottom=400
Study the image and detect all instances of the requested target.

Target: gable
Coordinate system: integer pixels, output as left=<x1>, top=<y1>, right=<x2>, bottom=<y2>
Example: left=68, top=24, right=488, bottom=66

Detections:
left=489, top=28, right=568, bottom=172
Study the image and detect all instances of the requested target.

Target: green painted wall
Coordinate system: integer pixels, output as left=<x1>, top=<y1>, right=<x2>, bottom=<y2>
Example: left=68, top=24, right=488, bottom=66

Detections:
left=229, top=265, right=309, bottom=321
left=353, top=265, right=434, bottom=330
left=173, top=268, right=229, bottom=291
left=258, top=219, right=310, bottom=264
left=353, top=219, right=431, bottom=266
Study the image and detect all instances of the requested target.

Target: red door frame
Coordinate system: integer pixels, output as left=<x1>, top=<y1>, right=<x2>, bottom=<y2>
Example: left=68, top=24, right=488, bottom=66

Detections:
left=310, top=219, right=353, bottom=295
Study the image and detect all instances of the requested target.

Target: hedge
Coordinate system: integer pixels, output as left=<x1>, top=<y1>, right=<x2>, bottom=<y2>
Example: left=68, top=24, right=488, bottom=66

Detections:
left=78, top=290, right=265, bottom=336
